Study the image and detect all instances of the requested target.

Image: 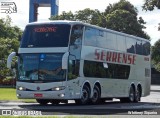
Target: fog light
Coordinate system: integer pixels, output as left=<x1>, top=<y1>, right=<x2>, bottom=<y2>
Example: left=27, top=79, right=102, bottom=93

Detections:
left=59, top=93, right=65, bottom=97
left=17, top=94, right=21, bottom=97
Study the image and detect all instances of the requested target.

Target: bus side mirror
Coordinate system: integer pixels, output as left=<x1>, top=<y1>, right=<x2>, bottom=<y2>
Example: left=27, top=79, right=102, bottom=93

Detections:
left=62, top=52, right=69, bottom=69
left=7, top=52, right=17, bottom=69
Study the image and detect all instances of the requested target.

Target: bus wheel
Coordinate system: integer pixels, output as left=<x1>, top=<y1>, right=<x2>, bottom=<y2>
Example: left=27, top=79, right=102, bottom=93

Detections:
left=51, top=100, right=61, bottom=105
left=75, top=85, right=90, bottom=105
left=128, top=86, right=135, bottom=102
left=36, top=99, right=49, bottom=105
left=91, top=86, right=100, bottom=104
left=135, top=87, right=141, bottom=102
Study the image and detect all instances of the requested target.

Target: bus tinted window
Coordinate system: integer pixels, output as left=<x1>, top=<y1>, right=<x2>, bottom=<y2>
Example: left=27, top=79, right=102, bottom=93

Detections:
left=136, top=40, right=143, bottom=55
left=117, top=35, right=126, bottom=52
left=106, top=32, right=117, bottom=50
left=126, top=37, right=136, bottom=53
left=21, top=24, right=71, bottom=48
left=84, top=27, right=97, bottom=46
left=83, top=60, right=130, bottom=79
left=142, top=41, right=150, bottom=56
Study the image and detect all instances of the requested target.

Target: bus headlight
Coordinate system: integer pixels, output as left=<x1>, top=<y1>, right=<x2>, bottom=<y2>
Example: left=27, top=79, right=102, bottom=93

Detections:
left=52, top=86, right=65, bottom=91
left=17, top=86, right=26, bottom=91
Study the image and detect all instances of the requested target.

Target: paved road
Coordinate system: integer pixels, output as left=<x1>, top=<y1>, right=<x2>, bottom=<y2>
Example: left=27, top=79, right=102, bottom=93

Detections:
left=0, top=85, right=160, bottom=116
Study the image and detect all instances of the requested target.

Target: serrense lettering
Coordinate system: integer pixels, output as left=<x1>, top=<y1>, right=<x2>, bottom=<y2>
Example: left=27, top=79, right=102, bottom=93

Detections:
left=95, top=49, right=136, bottom=65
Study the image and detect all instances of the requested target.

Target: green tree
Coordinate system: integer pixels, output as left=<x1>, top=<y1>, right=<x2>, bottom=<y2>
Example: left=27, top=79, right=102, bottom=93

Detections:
left=143, top=0, right=160, bottom=11
left=105, top=0, right=150, bottom=39
left=0, top=16, right=22, bottom=39
left=151, top=39, right=160, bottom=71
left=75, top=8, right=106, bottom=27
left=143, top=0, right=160, bottom=31
left=0, top=38, right=19, bottom=77
left=50, top=11, right=75, bottom=20
left=104, top=0, right=138, bottom=16
left=143, top=0, right=160, bottom=72
left=50, top=0, right=149, bottom=39
left=50, top=8, right=106, bottom=27
left=0, top=16, right=22, bottom=78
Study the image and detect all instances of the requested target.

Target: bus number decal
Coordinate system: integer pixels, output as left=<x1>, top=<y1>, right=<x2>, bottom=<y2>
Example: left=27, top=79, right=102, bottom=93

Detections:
left=95, top=49, right=136, bottom=65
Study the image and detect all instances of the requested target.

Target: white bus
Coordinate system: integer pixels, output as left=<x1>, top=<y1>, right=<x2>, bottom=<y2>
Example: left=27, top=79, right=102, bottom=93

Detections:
left=7, top=21, right=151, bottom=105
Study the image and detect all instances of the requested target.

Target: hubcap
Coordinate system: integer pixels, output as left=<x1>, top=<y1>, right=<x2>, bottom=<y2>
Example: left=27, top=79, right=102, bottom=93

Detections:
left=136, top=89, right=140, bottom=101
left=92, top=89, right=98, bottom=102
left=129, top=88, right=134, bottom=102
left=81, top=89, right=88, bottom=102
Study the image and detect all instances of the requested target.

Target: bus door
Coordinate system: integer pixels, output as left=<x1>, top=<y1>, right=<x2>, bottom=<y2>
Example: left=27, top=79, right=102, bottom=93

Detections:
left=66, top=25, right=84, bottom=99
left=66, top=55, right=80, bottom=98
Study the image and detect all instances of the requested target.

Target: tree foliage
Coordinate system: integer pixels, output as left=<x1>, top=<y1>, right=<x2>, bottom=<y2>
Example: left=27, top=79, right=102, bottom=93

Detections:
left=50, top=0, right=150, bottom=39
left=143, top=0, right=160, bottom=31
left=0, top=16, right=22, bottom=77
left=104, top=0, right=149, bottom=39
left=143, top=0, right=160, bottom=72
left=151, top=39, right=160, bottom=71
left=49, top=9, right=106, bottom=27
left=143, top=0, right=160, bottom=11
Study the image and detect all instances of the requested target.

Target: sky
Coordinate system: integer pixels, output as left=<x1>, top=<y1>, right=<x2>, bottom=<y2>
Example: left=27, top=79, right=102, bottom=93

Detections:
left=0, top=0, right=159, bottom=45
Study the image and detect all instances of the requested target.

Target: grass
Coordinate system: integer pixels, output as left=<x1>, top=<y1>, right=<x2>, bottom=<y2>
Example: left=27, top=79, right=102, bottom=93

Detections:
left=0, top=116, right=59, bottom=118
left=0, top=88, right=35, bottom=103
left=0, top=116, right=63, bottom=118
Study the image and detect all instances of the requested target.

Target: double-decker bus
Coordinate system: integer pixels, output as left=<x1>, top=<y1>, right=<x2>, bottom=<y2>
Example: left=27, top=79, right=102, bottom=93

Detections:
left=7, top=21, right=151, bottom=105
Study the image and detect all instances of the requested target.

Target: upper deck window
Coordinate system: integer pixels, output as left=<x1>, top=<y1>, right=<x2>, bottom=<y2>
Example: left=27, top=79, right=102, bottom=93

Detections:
left=84, top=27, right=97, bottom=46
left=20, top=24, right=71, bottom=48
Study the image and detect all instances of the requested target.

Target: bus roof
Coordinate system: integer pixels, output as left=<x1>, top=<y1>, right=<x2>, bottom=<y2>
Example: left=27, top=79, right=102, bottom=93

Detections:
left=27, top=20, right=150, bottom=42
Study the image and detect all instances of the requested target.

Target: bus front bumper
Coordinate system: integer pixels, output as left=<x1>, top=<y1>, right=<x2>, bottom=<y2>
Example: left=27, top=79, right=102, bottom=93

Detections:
left=16, top=90, right=66, bottom=99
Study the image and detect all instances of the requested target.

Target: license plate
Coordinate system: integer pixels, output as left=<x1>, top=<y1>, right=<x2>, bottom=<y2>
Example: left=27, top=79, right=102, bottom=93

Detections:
left=34, top=93, right=43, bottom=98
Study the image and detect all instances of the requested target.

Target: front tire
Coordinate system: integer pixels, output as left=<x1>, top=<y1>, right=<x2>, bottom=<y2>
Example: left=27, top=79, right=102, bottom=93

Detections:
left=36, top=99, right=49, bottom=105
left=75, top=85, right=90, bottom=105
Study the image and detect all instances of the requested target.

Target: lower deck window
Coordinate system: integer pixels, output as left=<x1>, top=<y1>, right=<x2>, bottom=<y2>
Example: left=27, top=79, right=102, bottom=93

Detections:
left=83, top=60, right=130, bottom=79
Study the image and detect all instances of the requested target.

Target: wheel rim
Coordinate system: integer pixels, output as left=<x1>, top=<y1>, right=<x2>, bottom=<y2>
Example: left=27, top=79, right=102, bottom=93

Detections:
left=92, top=89, right=98, bottom=103
left=129, top=87, right=134, bottom=102
left=81, top=89, right=89, bottom=103
left=136, top=88, right=140, bottom=101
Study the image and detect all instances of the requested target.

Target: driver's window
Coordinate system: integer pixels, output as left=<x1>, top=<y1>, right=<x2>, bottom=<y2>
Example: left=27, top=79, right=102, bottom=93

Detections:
left=70, top=25, right=83, bottom=46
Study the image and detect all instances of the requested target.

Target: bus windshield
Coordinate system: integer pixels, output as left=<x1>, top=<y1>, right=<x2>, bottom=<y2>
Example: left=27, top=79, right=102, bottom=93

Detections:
left=20, top=24, right=71, bottom=48
left=18, top=53, right=66, bottom=82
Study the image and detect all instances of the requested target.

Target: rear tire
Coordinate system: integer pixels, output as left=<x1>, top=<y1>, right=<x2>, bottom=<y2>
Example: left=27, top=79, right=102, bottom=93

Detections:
left=36, top=99, right=49, bottom=105
left=120, top=86, right=135, bottom=103
left=91, top=86, right=100, bottom=104
left=134, top=87, right=141, bottom=102
left=128, top=86, right=135, bottom=102
left=75, top=85, right=90, bottom=105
